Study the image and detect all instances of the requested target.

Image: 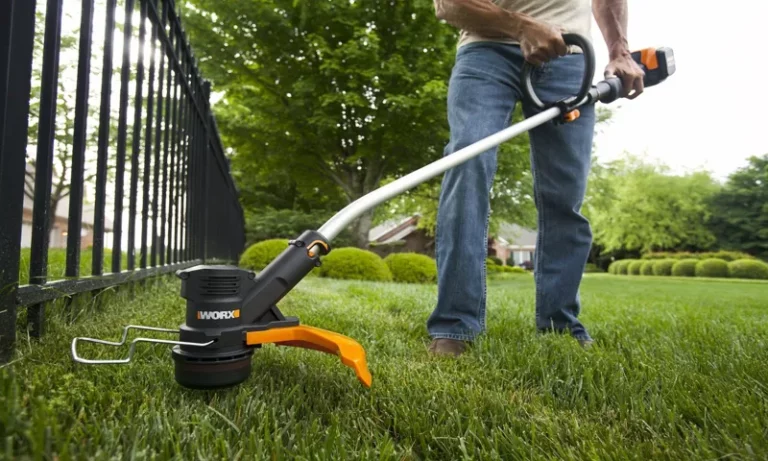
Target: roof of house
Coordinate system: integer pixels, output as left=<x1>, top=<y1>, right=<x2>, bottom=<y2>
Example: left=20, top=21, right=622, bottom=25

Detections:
left=369, top=215, right=420, bottom=244
left=496, top=223, right=537, bottom=247
left=370, top=216, right=538, bottom=249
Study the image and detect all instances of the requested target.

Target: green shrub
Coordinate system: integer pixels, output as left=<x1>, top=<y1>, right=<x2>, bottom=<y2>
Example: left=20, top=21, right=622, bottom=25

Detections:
left=615, top=259, right=635, bottom=275
left=705, top=251, right=756, bottom=262
left=640, top=261, right=655, bottom=276
left=239, top=239, right=289, bottom=270
left=628, top=260, right=644, bottom=275
left=671, top=259, right=699, bottom=277
left=502, top=266, right=527, bottom=274
left=695, top=258, right=729, bottom=278
left=383, top=253, right=437, bottom=284
left=584, top=263, right=604, bottom=273
left=607, top=260, right=622, bottom=274
left=642, top=250, right=756, bottom=262
left=486, top=257, right=500, bottom=266
left=727, top=259, right=768, bottom=280
left=318, top=247, right=392, bottom=282
left=642, top=251, right=697, bottom=260
left=652, top=259, right=676, bottom=276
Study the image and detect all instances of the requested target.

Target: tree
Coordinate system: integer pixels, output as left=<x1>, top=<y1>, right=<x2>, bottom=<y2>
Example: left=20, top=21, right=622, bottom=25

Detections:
left=180, top=0, right=460, bottom=247
left=25, top=6, right=119, bottom=237
left=583, top=154, right=721, bottom=254
left=707, top=154, right=768, bottom=260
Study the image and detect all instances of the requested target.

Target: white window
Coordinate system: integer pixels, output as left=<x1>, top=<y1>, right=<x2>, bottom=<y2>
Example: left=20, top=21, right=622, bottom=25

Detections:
left=20, top=222, right=32, bottom=248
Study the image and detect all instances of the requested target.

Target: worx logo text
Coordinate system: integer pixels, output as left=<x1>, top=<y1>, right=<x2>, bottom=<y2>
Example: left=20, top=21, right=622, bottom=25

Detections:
left=197, top=309, right=240, bottom=320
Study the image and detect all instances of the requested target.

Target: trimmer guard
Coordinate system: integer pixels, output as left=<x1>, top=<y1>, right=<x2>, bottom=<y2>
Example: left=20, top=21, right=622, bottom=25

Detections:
left=246, top=325, right=372, bottom=387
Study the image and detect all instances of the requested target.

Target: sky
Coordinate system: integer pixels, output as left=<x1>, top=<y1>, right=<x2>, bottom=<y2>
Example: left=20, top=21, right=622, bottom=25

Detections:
left=587, top=0, right=768, bottom=180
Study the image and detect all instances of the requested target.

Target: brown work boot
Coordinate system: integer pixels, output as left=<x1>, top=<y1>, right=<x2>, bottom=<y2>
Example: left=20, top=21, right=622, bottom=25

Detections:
left=427, top=338, right=469, bottom=357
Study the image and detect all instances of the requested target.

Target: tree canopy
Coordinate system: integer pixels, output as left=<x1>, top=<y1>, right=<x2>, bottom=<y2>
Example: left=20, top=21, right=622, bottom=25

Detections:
left=706, top=154, right=768, bottom=260
left=181, top=0, right=462, bottom=245
left=583, top=154, right=721, bottom=254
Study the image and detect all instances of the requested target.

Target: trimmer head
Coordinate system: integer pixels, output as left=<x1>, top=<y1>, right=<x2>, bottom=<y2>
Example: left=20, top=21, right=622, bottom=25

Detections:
left=172, top=346, right=254, bottom=389
left=71, top=230, right=372, bottom=389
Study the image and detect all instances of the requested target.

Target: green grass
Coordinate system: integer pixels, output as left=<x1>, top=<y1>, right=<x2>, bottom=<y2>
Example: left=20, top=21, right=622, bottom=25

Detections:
left=2, top=274, right=768, bottom=460
left=18, top=248, right=137, bottom=285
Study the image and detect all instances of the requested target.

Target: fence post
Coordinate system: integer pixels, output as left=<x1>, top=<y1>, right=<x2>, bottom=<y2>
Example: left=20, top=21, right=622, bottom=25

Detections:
left=28, top=0, right=65, bottom=338
left=0, top=0, right=38, bottom=362
left=201, top=80, right=212, bottom=262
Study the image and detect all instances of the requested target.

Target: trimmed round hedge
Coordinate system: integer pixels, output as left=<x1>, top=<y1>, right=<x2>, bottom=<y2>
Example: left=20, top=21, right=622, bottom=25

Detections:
left=652, top=259, right=676, bottom=276
left=318, top=247, right=392, bottom=282
left=640, top=260, right=655, bottom=276
left=487, top=256, right=503, bottom=266
left=607, top=261, right=619, bottom=274
left=239, top=239, right=289, bottom=270
left=671, top=259, right=698, bottom=277
left=695, top=258, right=729, bottom=278
left=384, top=253, right=437, bottom=284
left=489, top=265, right=527, bottom=274
left=728, top=259, right=768, bottom=280
left=616, top=259, right=635, bottom=275
left=628, top=260, right=644, bottom=275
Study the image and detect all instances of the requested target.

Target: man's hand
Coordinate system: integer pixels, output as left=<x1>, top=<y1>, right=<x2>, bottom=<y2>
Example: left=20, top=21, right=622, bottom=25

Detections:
left=518, top=18, right=568, bottom=66
left=434, top=0, right=567, bottom=66
left=593, top=0, right=644, bottom=98
left=604, top=52, right=645, bottom=99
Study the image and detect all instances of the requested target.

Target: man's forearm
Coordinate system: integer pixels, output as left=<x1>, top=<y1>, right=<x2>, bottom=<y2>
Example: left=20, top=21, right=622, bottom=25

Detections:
left=434, top=0, right=532, bottom=41
left=592, top=0, right=631, bottom=59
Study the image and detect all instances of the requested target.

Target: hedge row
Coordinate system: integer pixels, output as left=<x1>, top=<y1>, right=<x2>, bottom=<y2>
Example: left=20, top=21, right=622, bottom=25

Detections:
left=640, top=250, right=756, bottom=262
left=239, top=240, right=438, bottom=283
left=608, top=258, right=768, bottom=280
left=486, top=258, right=529, bottom=275
left=239, top=240, right=535, bottom=283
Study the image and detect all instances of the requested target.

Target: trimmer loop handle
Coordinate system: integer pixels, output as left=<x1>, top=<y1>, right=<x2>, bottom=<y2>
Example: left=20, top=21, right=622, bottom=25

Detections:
left=521, top=33, right=595, bottom=112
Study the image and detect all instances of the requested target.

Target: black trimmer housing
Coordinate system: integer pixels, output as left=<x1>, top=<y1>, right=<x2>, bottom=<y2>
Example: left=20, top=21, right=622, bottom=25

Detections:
left=171, top=230, right=326, bottom=389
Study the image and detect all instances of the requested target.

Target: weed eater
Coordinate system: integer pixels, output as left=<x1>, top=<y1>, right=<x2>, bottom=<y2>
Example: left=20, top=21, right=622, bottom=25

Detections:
left=71, top=34, right=674, bottom=389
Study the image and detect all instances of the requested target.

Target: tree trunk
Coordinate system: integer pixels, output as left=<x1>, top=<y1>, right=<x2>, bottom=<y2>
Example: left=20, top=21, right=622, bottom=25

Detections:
left=351, top=208, right=375, bottom=249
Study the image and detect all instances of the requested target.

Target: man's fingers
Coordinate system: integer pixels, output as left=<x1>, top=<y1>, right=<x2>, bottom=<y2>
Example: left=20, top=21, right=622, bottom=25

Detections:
left=527, top=48, right=547, bottom=66
left=554, top=38, right=568, bottom=57
left=524, top=52, right=543, bottom=66
left=627, top=76, right=644, bottom=100
left=621, top=74, right=634, bottom=97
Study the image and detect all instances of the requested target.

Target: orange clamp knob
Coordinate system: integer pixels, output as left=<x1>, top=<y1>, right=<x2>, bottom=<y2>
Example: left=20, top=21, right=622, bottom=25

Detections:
left=563, top=109, right=580, bottom=123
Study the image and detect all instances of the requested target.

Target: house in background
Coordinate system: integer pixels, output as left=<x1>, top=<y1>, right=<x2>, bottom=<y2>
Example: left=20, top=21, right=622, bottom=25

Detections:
left=20, top=192, right=113, bottom=250
left=491, top=223, right=536, bottom=267
left=368, top=214, right=435, bottom=258
left=368, top=214, right=536, bottom=267
left=21, top=163, right=114, bottom=250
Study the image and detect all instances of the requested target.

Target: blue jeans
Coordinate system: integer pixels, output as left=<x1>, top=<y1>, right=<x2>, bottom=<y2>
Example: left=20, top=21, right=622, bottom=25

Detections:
left=427, top=42, right=595, bottom=342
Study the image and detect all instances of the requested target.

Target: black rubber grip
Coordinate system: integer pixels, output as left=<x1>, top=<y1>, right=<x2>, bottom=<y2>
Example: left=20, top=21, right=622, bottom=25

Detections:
left=591, top=77, right=623, bottom=104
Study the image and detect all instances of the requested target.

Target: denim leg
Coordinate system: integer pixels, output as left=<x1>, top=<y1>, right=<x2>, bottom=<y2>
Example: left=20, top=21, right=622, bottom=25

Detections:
left=427, top=43, right=521, bottom=342
left=522, top=54, right=596, bottom=341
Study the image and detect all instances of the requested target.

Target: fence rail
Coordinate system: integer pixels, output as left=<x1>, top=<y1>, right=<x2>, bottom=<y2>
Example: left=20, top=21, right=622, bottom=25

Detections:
left=0, top=0, right=246, bottom=361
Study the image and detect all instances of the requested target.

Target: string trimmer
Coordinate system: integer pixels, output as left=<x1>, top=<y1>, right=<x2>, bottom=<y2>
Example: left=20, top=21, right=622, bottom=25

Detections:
left=71, top=34, right=675, bottom=389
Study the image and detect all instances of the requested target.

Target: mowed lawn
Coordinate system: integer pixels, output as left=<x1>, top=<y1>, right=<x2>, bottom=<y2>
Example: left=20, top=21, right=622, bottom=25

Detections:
left=2, top=273, right=767, bottom=460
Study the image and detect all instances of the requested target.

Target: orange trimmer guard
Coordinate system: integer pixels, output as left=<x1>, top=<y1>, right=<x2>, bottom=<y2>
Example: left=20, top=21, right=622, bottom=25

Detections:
left=246, top=325, right=372, bottom=388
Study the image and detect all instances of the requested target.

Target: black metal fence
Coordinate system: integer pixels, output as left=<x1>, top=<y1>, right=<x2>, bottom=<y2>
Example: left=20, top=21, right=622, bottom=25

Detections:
left=0, top=0, right=246, bottom=361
